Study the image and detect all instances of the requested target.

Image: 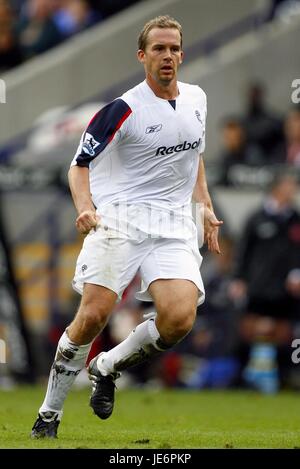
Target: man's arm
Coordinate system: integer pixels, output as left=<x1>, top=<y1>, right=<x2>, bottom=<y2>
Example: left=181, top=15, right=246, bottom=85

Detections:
left=68, top=165, right=99, bottom=234
left=68, top=99, right=132, bottom=233
left=192, top=156, right=213, bottom=209
left=193, top=156, right=223, bottom=253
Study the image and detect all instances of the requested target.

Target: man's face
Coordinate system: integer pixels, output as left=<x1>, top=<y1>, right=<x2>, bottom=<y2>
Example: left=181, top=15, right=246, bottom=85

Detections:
left=222, top=123, right=245, bottom=151
left=138, top=27, right=183, bottom=86
left=273, top=177, right=298, bottom=205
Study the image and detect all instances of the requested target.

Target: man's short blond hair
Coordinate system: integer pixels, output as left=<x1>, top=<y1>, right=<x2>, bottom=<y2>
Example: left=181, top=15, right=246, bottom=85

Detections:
left=138, top=15, right=182, bottom=51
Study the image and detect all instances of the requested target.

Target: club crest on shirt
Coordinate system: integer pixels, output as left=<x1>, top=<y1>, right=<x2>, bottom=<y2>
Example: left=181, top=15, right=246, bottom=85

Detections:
left=82, top=133, right=101, bottom=156
left=145, top=124, right=162, bottom=134
left=195, top=110, right=202, bottom=124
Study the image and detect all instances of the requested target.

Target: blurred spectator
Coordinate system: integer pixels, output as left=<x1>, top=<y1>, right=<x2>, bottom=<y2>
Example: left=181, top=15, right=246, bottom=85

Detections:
left=16, top=0, right=64, bottom=60
left=89, top=0, right=141, bottom=19
left=9, top=0, right=25, bottom=14
left=218, top=117, right=265, bottom=185
left=229, top=172, right=300, bottom=392
left=265, top=0, right=291, bottom=20
left=0, top=0, right=22, bottom=71
left=53, top=0, right=102, bottom=39
left=272, top=0, right=300, bottom=22
left=243, top=82, right=284, bottom=158
left=273, top=107, right=300, bottom=165
left=1, top=0, right=141, bottom=70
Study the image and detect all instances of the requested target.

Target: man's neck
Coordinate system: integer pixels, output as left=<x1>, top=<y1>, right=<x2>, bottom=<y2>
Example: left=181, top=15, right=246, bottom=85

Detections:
left=146, top=75, right=179, bottom=100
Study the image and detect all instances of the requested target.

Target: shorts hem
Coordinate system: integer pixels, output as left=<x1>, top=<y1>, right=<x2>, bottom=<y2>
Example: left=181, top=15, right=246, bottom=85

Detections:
left=71, top=280, right=122, bottom=301
left=135, top=275, right=205, bottom=306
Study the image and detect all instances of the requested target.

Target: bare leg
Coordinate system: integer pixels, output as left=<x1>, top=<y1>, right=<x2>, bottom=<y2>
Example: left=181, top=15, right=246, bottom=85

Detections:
left=38, top=284, right=117, bottom=418
left=68, top=284, right=117, bottom=343
left=149, top=279, right=199, bottom=344
left=97, top=279, right=199, bottom=374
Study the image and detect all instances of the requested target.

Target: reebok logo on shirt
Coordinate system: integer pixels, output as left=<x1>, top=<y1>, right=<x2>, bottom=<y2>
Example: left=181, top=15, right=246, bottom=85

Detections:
left=155, top=138, right=201, bottom=156
left=146, top=124, right=162, bottom=134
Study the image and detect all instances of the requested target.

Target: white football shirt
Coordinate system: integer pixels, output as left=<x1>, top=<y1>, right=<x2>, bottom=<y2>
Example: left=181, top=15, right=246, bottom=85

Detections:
left=71, top=80, right=207, bottom=240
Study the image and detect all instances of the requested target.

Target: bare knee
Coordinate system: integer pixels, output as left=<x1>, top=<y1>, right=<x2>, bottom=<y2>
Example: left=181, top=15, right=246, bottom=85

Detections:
left=79, top=303, right=110, bottom=330
left=68, top=302, right=110, bottom=344
left=156, top=304, right=196, bottom=345
left=68, top=287, right=116, bottom=344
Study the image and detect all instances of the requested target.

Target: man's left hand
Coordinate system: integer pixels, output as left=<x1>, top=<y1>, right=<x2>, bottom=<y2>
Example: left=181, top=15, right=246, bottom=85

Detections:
left=204, top=207, right=223, bottom=254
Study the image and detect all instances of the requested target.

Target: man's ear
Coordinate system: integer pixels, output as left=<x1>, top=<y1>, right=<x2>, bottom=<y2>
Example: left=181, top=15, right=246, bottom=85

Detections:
left=179, top=50, right=184, bottom=65
left=137, top=49, right=145, bottom=64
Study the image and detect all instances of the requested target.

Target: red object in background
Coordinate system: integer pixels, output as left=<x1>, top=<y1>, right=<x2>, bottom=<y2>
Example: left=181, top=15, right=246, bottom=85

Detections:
left=288, top=223, right=300, bottom=243
left=48, top=326, right=62, bottom=346
left=161, top=352, right=182, bottom=387
left=86, top=335, right=104, bottom=366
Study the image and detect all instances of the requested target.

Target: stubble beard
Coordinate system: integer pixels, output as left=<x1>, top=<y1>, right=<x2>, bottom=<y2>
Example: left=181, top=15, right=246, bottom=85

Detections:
left=156, top=70, right=176, bottom=87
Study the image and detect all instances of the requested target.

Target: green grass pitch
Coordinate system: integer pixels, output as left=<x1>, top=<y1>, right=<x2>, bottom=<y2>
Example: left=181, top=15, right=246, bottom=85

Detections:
left=0, top=386, right=300, bottom=448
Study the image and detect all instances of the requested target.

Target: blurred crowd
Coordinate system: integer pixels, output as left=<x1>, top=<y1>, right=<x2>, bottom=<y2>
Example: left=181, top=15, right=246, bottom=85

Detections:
left=217, top=83, right=300, bottom=185
left=1, top=0, right=300, bottom=74
left=0, top=0, right=140, bottom=72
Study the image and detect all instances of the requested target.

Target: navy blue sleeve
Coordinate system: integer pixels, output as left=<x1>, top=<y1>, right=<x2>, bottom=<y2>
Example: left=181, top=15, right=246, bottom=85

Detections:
left=75, top=98, right=132, bottom=167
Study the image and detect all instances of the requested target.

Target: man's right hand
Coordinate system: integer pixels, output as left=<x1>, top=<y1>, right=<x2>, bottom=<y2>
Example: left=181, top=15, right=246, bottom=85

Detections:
left=75, top=210, right=100, bottom=234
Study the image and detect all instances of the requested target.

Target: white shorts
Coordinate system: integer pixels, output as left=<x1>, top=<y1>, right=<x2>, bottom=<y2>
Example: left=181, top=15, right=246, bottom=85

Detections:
left=72, top=226, right=205, bottom=305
